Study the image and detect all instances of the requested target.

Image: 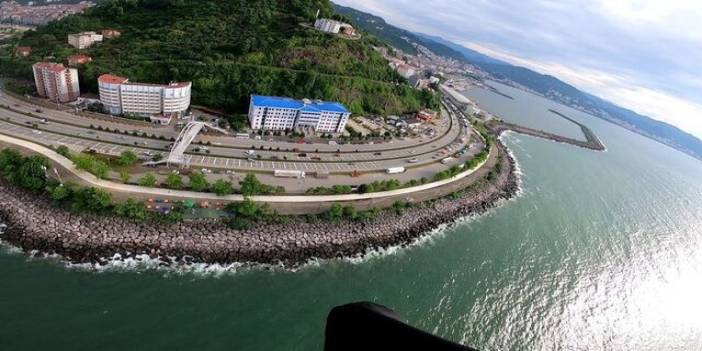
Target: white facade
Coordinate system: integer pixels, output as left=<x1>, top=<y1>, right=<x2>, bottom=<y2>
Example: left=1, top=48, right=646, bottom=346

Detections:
left=98, top=74, right=191, bottom=118
left=68, top=31, right=103, bottom=49
left=32, top=62, right=80, bottom=103
left=314, top=18, right=342, bottom=34
left=248, top=96, right=351, bottom=134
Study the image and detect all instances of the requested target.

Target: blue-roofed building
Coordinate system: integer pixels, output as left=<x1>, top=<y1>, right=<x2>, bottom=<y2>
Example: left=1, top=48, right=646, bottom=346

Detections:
left=248, top=95, right=351, bottom=133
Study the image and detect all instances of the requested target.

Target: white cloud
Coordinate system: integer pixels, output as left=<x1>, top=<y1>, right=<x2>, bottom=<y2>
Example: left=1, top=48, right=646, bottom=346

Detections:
left=456, top=42, right=702, bottom=138
left=334, top=0, right=702, bottom=138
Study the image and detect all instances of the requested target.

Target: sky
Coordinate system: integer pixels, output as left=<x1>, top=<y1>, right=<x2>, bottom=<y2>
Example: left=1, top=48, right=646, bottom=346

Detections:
left=334, top=0, right=702, bottom=139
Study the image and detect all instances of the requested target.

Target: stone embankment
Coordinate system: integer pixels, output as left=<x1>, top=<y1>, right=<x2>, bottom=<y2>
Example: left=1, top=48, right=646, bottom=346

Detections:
left=489, top=111, right=606, bottom=151
left=0, top=142, right=518, bottom=267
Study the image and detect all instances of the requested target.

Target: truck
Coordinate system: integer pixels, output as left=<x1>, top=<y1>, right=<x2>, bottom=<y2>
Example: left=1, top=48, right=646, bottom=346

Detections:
left=315, top=171, right=330, bottom=179
left=386, top=167, right=406, bottom=174
left=274, top=170, right=306, bottom=179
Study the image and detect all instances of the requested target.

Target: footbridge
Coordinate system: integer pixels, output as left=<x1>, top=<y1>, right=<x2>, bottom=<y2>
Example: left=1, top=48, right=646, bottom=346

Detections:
left=147, top=121, right=227, bottom=167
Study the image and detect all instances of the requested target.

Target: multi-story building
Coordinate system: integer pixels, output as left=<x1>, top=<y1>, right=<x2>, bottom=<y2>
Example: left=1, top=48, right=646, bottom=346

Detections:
left=68, top=54, right=92, bottom=66
left=314, top=18, right=342, bottom=34
left=68, top=31, right=103, bottom=49
left=98, top=74, right=191, bottom=123
left=15, top=46, right=31, bottom=57
left=248, top=95, right=351, bottom=133
left=101, top=29, right=121, bottom=39
left=32, top=62, right=80, bottom=103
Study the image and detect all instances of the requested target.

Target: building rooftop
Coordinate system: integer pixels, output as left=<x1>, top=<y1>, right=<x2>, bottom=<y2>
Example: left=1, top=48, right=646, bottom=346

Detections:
left=98, top=74, right=129, bottom=84
left=251, top=95, right=349, bottom=113
left=34, top=62, right=68, bottom=73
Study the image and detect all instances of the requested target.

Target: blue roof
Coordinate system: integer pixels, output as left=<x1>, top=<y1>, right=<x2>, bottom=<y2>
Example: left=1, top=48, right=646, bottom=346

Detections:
left=251, top=95, right=349, bottom=113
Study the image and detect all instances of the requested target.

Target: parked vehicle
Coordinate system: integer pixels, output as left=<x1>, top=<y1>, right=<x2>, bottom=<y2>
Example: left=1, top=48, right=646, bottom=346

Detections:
left=386, top=167, right=406, bottom=174
left=274, top=170, right=305, bottom=179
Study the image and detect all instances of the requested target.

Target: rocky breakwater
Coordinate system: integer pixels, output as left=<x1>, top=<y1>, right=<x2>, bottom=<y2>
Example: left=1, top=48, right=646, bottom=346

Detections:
left=0, top=142, right=518, bottom=267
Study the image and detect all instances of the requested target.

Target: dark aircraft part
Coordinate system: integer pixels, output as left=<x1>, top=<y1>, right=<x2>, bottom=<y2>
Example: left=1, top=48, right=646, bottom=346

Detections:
left=324, top=302, right=478, bottom=351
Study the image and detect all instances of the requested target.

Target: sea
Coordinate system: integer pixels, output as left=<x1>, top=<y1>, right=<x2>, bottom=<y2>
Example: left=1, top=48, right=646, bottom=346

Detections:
left=1, top=81, right=701, bottom=350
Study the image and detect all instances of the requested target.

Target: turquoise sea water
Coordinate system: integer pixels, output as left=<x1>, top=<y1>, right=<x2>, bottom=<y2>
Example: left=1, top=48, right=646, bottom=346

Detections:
left=2, top=84, right=701, bottom=350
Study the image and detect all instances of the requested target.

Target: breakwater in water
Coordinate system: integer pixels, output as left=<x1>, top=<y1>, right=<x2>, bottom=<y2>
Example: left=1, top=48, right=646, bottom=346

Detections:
left=0, top=141, right=519, bottom=267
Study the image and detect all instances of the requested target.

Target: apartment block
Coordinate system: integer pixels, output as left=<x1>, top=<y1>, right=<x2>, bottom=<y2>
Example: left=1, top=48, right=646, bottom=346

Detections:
left=32, top=62, right=80, bottom=103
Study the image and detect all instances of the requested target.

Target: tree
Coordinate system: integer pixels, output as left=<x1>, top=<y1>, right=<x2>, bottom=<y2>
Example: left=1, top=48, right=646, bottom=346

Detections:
left=56, top=145, right=71, bottom=158
left=213, top=179, right=233, bottom=196
left=16, top=155, right=49, bottom=192
left=188, top=171, right=209, bottom=192
left=115, top=199, right=147, bottom=222
left=0, top=149, right=22, bottom=176
left=119, top=170, right=131, bottom=184
left=239, top=173, right=263, bottom=196
left=342, top=205, right=357, bottom=220
left=165, top=172, right=183, bottom=189
left=139, top=173, right=158, bottom=187
left=50, top=184, right=72, bottom=203
left=117, top=150, right=138, bottom=166
left=71, top=187, right=112, bottom=213
left=326, top=203, right=343, bottom=221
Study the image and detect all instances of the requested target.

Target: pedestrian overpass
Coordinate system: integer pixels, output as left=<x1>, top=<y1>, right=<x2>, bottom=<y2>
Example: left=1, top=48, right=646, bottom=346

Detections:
left=145, top=121, right=227, bottom=167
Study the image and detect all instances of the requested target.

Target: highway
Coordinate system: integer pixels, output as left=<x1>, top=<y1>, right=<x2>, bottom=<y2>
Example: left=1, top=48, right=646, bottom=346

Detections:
left=0, top=91, right=480, bottom=176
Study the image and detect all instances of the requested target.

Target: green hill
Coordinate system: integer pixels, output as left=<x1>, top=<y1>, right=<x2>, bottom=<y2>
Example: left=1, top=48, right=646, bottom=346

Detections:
left=0, top=0, right=438, bottom=115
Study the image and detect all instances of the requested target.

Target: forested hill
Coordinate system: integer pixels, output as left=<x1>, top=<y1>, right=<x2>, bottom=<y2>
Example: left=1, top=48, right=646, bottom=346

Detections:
left=0, top=0, right=438, bottom=115
left=336, top=4, right=702, bottom=161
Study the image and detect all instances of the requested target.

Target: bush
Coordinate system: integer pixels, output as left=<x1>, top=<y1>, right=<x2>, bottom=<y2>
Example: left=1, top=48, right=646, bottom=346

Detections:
left=117, top=150, right=138, bottom=167
left=56, top=145, right=71, bottom=158
left=114, top=199, right=147, bottom=222
left=213, top=179, right=233, bottom=196
left=188, top=171, right=209, bottom=192
left=165, top=172, right=183, bottom=189
left=71, top=187, right=112, bottom=213
left=139, top=173, right=158, bottom=187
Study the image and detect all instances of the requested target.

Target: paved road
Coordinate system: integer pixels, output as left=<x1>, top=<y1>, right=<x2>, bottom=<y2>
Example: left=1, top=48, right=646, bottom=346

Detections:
left=0, top=133, right=491, bottom=204
left=0, top=91, right=479, bottom=176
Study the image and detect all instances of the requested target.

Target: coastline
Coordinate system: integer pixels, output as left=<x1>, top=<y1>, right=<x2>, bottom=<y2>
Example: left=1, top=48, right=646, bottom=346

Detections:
left=0, top=140, right=518, bottom=268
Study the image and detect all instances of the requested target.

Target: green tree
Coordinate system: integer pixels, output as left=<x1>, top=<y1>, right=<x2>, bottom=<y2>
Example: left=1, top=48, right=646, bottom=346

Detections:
left=165, top=172, right=183, bottom=189
left=326, top=203, right=344, bottom=221
left=56, top=145, right=71, bottom=158
left=213, top=179, right=233, bottom=196
left=117, top=150, right=138, bottom=166
left=239, top=173, right=263, bottom=196
left=71, top=187, right=112, bottom=213
left=114, top=199, right=147, bottom=222
left=139, top=173, right=158, bottom=187
left=16, top=155, right=49, bottom=192
left=49, top=184, right=72, bottom=203
left=188, top=171, right=209, bottom=192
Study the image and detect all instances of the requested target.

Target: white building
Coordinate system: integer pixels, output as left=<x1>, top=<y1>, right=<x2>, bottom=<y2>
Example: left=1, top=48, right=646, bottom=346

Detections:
left=68, top=31, right=103, bottom=49
left=248, top=95, right=351, bottom=133
left=314, top=18, right=342, bottom=33
left=32, top=62, right=80, bottom=103
left=98, top=74, right=191, bottom=124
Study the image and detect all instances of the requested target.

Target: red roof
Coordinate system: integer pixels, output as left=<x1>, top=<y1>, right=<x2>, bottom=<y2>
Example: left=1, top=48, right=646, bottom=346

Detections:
left=98, top=74, right=128, bottom=84
left=34, top=62, right=67, bottom=73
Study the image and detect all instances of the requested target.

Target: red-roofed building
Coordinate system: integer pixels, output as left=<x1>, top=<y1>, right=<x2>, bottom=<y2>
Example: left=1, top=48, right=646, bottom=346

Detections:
left=68, top=54, right=92, bottom=66
left=16, top=46, right=31, bottom=57
left=416, top=109, right=438, bottom=122
left=32, top=62, right=80, bottom=103
left=98, top=74, right=191, bottom=120
left=101, top=29, right=121, bottom=39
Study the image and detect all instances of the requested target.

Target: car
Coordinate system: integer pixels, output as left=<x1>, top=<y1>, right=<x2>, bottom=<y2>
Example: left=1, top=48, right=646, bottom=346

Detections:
left=298, top=153, right=307, bottom=157
left=39, top=118, right=48, bottom=124
left=35, top=109, right=43, bottom=113
left=374, top=152, right=382, bottom=156
left=32, top=130, right=42, bottom=134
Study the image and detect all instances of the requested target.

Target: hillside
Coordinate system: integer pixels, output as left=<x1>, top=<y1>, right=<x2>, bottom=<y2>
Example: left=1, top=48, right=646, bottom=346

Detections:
left=336, top=4, right=702, bottom=161
left=0, top=0, right=438, bottom=116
